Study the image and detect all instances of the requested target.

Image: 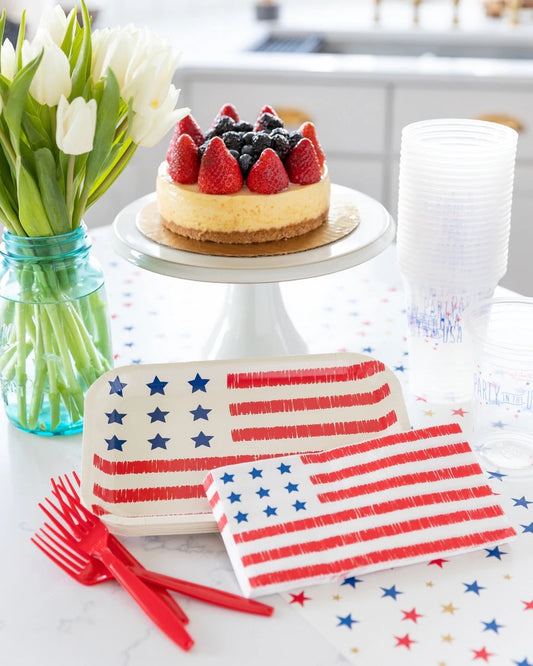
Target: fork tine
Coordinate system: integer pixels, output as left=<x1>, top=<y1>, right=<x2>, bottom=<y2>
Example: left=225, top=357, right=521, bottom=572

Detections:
left=38, top=495, right=89, bottom=541
left=53, top=478, right=97, bottom=525
left=31, top=532, right=82, bottom=579
left=51, top=477, right=86, bottom=525
left=40, top=523, right=90, bottom=567
left=63, top=472, right=81, bottom=498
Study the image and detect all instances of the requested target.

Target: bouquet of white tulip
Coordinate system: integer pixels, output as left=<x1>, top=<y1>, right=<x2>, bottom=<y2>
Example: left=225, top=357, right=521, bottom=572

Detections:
left=0, top=2, right=187, bottom=434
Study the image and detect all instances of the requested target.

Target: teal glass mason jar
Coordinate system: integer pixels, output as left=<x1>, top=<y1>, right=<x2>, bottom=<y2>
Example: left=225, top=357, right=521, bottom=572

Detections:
left=0, top=224, right=113, bottom=436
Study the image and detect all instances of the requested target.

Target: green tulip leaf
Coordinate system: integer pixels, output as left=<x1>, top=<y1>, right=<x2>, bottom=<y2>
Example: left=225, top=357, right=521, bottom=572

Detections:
left=16, top=158, right=54, bottom=236
left=35, top=148, right=70, bottom=234
left=3, top=54, right=42, bottom=155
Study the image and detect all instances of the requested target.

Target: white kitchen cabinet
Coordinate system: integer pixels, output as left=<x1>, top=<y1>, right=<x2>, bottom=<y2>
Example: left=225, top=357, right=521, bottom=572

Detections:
left=181, top=78, right=388, bottom=155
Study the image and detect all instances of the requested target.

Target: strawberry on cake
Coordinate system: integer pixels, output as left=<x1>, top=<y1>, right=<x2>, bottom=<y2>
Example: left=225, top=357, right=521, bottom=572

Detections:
left=156, top=104, right=331, bottom=243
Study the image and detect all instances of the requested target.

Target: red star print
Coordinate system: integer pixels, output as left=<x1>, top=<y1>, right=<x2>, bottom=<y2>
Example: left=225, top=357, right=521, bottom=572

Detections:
left=522, top=600, right=533, bottom=610
left=428, top=558, right=449, bottom=568
left=401, top=608, right=423, bottom=623
left=415, top=395, right=427, bottom=402
left=451, top=408, right=468, bottom=417
left=472, top=647, right=493, bottom=662
left=394, top=633, right=416, bottom=649
left=289, top=591, right=311, bottom=606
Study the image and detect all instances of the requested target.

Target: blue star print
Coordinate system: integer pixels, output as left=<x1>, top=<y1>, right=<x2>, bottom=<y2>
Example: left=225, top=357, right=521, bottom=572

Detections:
left=147, top=407, right=169, bottom=423
left=148, top=433, right=169, bottom=450
left=487, top=470, right=507, bottom=481
left=146, top=376, right=168, bottom=395
left=105, top=435, right=126, bottom=451
left=235, top=511, right=248, bottom=523
left=228, top=492, right=241, bottom=504
left=108, top=376, right=127, bottom=396
left=337, top=613, right=358, bottom=629
left=342, top=576, right=363, bottom=589
left=513, top=496, right=533, bottom=509
left=482, top=619, right=504, bottom=633
left=285, top=482, right=299, bottom=493
left=220, top=473, right=234, bottom=484
left=192, top=431, right=213, bottom=448
left=188, top=373, right=209, bottom=393
left=249, top=467, right=263, bottom=479
left=264, top=505, right=277, bottom=517
left=381, top=585, right=403, bottom=600
left=520, top=522, right=533, bottom=534
left=464, top=580, right=485, bottom=595
left=105, top=409, right=126, bottom=424
left=277, top=463, right=291, bottom=474
left=190, top=405, right=211, bottom=421
left=514, top=659, right=533, bottom=666
left=293, top=500, right=306, bottom=511
left=485, top=546, right=507, bottom=560
left=256, top=487, right=270, bottom=499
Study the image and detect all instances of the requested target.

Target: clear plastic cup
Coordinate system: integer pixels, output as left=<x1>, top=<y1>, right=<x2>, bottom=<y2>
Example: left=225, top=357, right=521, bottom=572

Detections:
left=467, top=298, right=533, bottom=476
left=397, top=119, right=518, bottom=404
left=402, top=281, right=497, bottom=403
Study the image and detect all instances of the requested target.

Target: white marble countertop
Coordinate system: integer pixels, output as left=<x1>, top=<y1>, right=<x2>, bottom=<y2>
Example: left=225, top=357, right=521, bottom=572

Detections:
left=1, top=224, right=533, bottom=666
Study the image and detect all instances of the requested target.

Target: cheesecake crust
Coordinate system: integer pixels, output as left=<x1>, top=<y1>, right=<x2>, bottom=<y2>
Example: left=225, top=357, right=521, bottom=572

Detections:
left=160, top=210, right=329, bottom=244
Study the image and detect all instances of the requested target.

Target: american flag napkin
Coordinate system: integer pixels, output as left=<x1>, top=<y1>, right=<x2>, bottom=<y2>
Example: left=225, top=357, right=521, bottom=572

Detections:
left=203, top=423, right=516, bottom=597
left=81, top=354, right=410, bottom=534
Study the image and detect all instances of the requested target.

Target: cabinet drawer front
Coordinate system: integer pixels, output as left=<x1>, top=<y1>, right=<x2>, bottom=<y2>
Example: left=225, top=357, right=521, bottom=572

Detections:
left=183, top=79, right=387, bottom=154
left=392, top=86, right=533, bottom=159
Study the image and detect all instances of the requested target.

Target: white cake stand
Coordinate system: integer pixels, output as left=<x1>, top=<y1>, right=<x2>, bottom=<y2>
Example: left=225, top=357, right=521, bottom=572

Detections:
left=112, top=187, right=395, bottom=359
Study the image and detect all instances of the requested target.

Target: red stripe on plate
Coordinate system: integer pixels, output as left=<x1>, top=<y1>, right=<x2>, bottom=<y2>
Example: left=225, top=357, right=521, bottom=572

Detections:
left=231, top=411, right=397, bottom=443
left=229, top=384, right=391, bottom=416
left=93, top=452, right=286, bottom=476
left=93, top=482, right=205, bottom=503
left=226, top=361, right=385, bottom=389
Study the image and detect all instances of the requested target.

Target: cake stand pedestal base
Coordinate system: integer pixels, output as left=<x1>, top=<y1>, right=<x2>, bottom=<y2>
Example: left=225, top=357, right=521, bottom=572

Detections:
left=201, top=282, right=307, bottom=359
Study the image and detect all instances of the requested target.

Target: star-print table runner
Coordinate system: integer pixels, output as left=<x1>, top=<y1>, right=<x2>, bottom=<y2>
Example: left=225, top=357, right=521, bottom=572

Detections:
left=90, top=225, right=533, bottom=665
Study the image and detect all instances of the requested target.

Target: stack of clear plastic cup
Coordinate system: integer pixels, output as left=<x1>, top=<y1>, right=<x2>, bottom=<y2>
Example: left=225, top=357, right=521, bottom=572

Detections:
left=396, top=118, right=518, bottom=403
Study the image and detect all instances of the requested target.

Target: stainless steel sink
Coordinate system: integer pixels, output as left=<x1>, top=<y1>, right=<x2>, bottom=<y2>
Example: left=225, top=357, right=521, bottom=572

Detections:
left=249, top=30, right=533, bottom=60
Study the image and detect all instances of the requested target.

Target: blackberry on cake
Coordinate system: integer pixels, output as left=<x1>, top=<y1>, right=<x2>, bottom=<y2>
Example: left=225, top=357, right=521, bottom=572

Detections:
left=156, top=104, right=331, bottom=243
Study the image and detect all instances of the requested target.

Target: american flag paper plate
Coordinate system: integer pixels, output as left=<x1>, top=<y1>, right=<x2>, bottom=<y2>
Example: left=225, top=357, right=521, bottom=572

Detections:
left=203, top=423, right=517, bottom=598
left=80, top=353, right=410, bottom=536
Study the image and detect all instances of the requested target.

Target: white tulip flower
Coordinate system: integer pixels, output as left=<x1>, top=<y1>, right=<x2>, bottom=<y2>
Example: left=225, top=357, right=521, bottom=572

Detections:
left=130, top=85, right=188, bottom=147
left=33, top=5, right=71, bottom=48
left=27, top=42, right=72, bottom=106
left=0, top=39, right=16, bottom=81
left=92, top=25, right=180, bottom=115
left=122, top=31, right=179, bottom=115
left=56, top=96, right=97, bottom=155
left=91, top=26, right=137, bottom=90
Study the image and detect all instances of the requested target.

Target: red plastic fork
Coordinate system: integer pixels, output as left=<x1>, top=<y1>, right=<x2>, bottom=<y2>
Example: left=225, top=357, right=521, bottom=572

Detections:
left=39, top=473, right=273, bottom=617
left=49, top=474, right=189, bottom=623
left=44, top=482, right=194, bottom=651
left=32, top=521, right=273, bottom=616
